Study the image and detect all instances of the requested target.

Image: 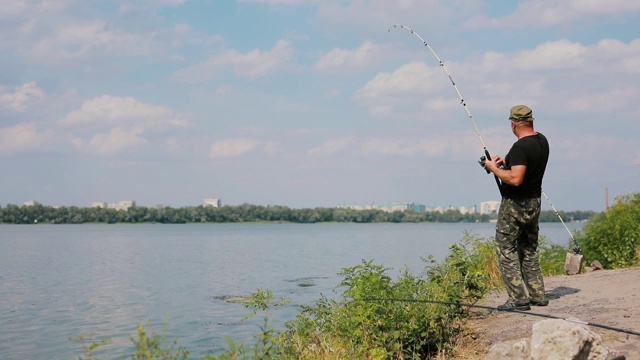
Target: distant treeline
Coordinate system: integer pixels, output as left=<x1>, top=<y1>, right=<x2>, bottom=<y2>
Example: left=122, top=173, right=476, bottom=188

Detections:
left=0, top=203, right=598, bottom=224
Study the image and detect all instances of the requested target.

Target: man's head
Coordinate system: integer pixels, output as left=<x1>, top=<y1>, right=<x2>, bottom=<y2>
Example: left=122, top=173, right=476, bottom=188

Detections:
left=509, top=105, right=535, bottom=136
left=509, top=105, right=534, bottom=122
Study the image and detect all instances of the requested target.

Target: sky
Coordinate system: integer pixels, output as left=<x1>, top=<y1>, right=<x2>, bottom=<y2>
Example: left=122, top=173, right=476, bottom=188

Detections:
left=1, top=0, right=639, bottom=212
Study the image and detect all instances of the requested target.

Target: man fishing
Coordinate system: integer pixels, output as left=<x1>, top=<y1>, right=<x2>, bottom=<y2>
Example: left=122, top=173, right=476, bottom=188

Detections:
left=483, top=105, right=550, bottom=311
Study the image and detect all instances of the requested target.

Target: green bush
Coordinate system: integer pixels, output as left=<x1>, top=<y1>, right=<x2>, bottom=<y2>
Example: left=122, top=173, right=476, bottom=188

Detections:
left=577, top=193, right=640, bottom=269
left=538, top=235, right=571, bottom=276
left=274, top=233, right=497, bottom=359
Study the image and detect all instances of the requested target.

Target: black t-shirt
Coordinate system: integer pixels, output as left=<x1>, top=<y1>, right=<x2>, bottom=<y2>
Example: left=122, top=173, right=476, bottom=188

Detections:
left=501, top=132, right=549, bottom=199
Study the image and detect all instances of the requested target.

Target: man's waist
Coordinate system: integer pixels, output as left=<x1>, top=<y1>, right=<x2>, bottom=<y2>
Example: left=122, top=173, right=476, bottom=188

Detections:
left=502, top=194, right=541, bottom=199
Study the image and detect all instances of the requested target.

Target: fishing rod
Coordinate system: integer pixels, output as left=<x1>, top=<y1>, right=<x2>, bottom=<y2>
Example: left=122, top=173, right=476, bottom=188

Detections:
left=388, top=24, right=579, bottom=247
left=362, top=297, right=640, bottom=337
left=387, top=24, right=502, bottom=194
left=542, top=189, right=581, bottom=253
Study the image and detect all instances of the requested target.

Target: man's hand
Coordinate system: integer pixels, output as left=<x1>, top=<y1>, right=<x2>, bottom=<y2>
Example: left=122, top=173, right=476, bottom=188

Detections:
left=484, top=155, right=503, bottom=173
left=485, top=155, right=526, bottom=186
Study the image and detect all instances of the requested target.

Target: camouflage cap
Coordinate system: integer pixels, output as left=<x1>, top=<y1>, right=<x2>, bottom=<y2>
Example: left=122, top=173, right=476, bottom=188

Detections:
left=509, top=105, right=534, bottom=122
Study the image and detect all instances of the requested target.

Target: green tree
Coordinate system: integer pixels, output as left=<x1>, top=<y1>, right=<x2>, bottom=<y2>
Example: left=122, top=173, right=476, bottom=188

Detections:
left=578, top=193, right=640, bottom=268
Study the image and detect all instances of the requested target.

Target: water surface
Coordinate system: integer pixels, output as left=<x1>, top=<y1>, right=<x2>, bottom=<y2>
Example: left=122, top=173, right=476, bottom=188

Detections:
left=0, top=222, right=583, bottom=359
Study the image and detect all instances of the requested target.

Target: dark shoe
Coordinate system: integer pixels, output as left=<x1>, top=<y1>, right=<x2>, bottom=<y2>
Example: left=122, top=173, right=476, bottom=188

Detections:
left=530, top=299, right=549, bottom=306
left=497, top=301, right=531, bottom=311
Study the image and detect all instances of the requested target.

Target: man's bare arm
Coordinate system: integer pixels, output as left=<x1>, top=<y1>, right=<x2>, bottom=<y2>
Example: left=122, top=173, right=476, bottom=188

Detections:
left=484, top=156, right=526, bottom=186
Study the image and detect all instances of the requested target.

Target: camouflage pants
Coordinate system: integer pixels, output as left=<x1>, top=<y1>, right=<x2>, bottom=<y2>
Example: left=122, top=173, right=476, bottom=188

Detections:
left=494, top=197, right=546, bottom=304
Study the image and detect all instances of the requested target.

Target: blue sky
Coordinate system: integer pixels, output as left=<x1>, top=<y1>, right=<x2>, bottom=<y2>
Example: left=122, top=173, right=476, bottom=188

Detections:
left=1, top=0, right=639, bottom=211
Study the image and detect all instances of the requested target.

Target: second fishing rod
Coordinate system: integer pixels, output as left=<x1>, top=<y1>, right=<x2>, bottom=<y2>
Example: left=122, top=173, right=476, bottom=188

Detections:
left=388, top=24, right=581, bottom=252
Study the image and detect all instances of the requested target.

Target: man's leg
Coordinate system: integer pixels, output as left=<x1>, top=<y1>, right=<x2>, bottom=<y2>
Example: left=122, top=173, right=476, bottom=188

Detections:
left=518, top=199, right=546, bottom=303
left=495, top=199, right=530, bottom=305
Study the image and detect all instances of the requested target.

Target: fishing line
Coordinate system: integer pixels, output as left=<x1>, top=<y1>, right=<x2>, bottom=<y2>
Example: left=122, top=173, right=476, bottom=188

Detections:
left=362, top=297, right=640, bottom=336
left=388, top=24, right=578, bottom=246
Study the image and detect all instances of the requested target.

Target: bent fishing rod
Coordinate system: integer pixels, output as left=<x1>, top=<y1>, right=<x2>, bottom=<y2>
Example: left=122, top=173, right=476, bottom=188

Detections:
left=387, top=24, right=501, bottom=193
left=388, top=24, right=580, bottom=251
left=361, top=297, right=640, bottom=337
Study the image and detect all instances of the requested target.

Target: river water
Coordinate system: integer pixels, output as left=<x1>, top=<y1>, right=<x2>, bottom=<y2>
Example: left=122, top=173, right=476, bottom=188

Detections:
left=0, top=222, right=583, bottom=359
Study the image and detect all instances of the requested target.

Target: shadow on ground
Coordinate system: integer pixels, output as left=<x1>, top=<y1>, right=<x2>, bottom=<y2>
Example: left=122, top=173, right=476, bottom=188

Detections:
left=546, top=286, right=580, bottom=300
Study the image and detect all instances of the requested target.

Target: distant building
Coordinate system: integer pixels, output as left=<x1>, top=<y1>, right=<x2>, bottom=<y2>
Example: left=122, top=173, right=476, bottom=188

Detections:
left=23, top=200, right=40, bottom=206
left=338, top=202, right=426, bottom=213
left=425, top=205, right=447, bottom=213
left=379, top=202, right=409, bottom=212
left=480, top=200, right=501, bottom=215
left=383, top=202, right=425, bottom=212
left=93, top=200, right=136, bottom=211
left=337, top=203, right=376, bottom=211
left=457, top=205, right=477, bottom=215
left=204, top=198, right=221, bottom=207
left=337, top=202, right=482, bottom=215
left=108, top=200, right=135, bottom=211
left=424, top=204, right=476, bottom=214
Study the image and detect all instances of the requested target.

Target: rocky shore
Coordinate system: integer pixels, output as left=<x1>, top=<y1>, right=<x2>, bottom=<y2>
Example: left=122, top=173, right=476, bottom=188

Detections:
left=456, top=267, right=640, bottom=359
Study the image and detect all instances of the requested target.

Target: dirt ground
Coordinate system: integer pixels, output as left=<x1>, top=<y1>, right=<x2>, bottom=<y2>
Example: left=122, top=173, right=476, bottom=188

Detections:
left=455, top=267, right=640, bottom=360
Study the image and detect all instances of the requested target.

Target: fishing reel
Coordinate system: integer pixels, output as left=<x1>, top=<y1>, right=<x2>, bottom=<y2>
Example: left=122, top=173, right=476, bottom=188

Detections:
left=572, top=244, right=582, bottom=254
left=478, top=156, right=490, bottom=174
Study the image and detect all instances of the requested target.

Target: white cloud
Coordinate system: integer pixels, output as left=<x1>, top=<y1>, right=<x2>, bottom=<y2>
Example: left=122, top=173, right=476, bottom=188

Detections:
left=554, top=132, right=631, bottom=162
left=313, top=0, right=459, bottom=34
left=0, top=0, right=27, bottom=18
left=0, top=0, right=636, bottom=211
left=0, top=123, right=51, bottom=154
left=59, top=95, right=190, bottom=157
left=361, top=137, right=449, bottom=157
left=0, top=82, right=45, bottom=112
left=566, top=86, right=639, bottom=113
left=235, top=41, right=294, bottom=78
left=308, top=138, right=352, bottom=157
left=61, top=95, right=189, bottom=129
left=239, top=0, right=316, bottom=4
left=263, top=141, right=281, bottom=156
left=72, top=126, right=147, bottom=156
left=165, top=136, right=180, bottom=154
left=174, top=23, right=191, bottom=34
left=207, top=138, right=279, bottom=159
left=599, top=39, right=640, bottom=73
left=467, top=0, right=640, bottom=29
left=151, top=0, right=186, bottom=5
left=325, top=89, right=341, bottom=97
left=18, top=19, right=151, bottom=63
left=214, top=85, right=233, bottom=96
left=210, top=138, right=261, bottom=159
left=2, top=1, right=193, bottom=66
left=356, top=38, right=640, bottom=119
left=314, top=41, right=388, bottom=72
left=171, top=40, right=295, bottom=83
left=354, top=62, right=438, bottom=99
left=512, top=40, right=586, bottom=71
left=352, top=61, right=450, bottom=117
